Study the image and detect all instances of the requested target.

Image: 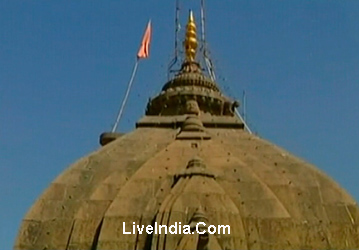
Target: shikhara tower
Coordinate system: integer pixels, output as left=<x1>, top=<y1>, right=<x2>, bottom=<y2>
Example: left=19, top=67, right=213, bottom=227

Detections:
left=15, top=4, right=359, bottom=250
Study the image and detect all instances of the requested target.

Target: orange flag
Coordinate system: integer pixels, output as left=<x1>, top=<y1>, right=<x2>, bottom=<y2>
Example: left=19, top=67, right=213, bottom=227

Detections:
left=137, top=20, right=152, bottom=59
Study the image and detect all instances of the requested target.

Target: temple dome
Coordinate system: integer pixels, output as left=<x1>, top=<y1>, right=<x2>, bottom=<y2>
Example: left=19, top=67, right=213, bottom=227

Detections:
left=15, top=124, right=359, bottom=249
left=15, top=8, right=359, bottom=250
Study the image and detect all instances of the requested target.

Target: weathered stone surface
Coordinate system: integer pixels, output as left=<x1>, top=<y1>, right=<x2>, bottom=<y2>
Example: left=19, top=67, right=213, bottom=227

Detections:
left=15, top=126, right=359, bottom=249
left=15, top=23, right=359, bottom=249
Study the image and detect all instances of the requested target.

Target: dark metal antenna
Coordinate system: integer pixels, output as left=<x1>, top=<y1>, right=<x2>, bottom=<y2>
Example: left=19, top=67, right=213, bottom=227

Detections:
left=200, top=0, right=216, bottom=81
left=167, top=0, right=181, bottom=79
left=243, top=90, right=247, bottom=121
left=199, top=0, right=252, bottom=134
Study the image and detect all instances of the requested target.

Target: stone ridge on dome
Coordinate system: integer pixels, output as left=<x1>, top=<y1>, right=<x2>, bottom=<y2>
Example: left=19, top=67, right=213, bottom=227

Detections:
left=145, top=61, right=239, bottom=117
left=162, top=62, right=220, bottom=92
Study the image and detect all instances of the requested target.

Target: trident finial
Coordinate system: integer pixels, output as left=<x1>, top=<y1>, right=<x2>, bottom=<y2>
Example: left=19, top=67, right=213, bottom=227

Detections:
left=184, top=10, right=198, bottom=62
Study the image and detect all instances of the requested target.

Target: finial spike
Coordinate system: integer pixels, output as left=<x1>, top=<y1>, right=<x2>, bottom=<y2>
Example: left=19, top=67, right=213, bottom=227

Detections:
left=189, top=10, right=194, bottom=22
left=184, top=10, right=198, bottom=62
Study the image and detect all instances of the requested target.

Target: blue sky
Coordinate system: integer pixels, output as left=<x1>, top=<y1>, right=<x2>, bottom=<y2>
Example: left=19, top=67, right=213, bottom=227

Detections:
left=1, top=1, right=359, bottom=249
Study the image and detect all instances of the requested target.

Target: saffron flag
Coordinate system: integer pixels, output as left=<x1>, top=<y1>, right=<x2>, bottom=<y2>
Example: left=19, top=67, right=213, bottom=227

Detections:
left=137, top=20, right=152, bottom=59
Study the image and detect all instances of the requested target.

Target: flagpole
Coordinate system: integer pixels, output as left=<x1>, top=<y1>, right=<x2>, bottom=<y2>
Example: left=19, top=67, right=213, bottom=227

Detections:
left=111, top=19, right=151, bottom=132
left=111, top=59, right=139, bottom=132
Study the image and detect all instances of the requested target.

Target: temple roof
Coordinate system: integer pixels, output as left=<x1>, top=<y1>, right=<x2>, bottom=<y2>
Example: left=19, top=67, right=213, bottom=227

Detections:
left=15, top=127, right=359, bottom=249
left=15, top=8, right=359, bottom=250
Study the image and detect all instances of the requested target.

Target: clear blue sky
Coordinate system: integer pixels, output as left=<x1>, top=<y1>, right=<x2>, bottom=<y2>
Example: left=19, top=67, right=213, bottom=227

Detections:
left=1, top=1, right=359, bottom=249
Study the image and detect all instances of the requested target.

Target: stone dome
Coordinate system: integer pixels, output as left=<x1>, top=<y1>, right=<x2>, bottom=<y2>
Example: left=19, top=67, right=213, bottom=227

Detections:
left=15, top=62, right=359, bottom=249
left=15, top=10, right=359, bottom=250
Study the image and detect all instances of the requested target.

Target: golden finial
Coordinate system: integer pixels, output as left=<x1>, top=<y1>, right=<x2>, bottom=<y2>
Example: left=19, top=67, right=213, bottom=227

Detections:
left=184, top=10, right=198, bottom=62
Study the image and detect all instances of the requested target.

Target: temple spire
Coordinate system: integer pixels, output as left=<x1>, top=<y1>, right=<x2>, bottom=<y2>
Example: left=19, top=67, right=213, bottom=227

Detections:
left=184, top=10, right=198, bottom=62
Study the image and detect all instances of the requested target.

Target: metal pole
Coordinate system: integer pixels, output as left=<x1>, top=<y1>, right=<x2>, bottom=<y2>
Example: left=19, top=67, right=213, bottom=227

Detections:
left=243, top=90, right=246, bottom=121
left=200, top=0, right=217, bottom=81
left=167, top=0, right=180, bottom=79
left=235, top=108, right=252, bottom=134
left=200, top=0, right=206, bottom=45
left=175, top=0, right=180, bottom=58
left=112, top=59, right=139, bottom=132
